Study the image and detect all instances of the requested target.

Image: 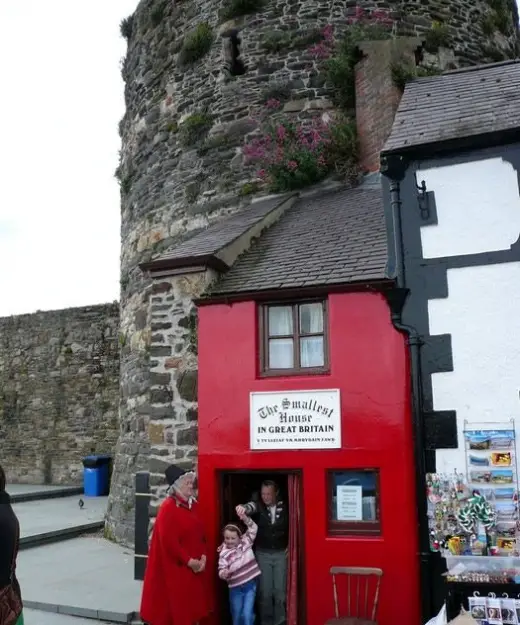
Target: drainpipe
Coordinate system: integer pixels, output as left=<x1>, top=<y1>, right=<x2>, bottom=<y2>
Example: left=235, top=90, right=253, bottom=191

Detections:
left=381, top=154, right=432, bottom=624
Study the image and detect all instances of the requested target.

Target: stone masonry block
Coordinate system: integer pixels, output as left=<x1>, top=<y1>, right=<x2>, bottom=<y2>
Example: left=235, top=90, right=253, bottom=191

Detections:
left=176, top=369, right=198, bottom=402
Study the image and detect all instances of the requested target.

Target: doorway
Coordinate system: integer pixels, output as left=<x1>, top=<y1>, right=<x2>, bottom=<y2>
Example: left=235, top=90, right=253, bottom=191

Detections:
left=218, top=470, right=304, bottom=625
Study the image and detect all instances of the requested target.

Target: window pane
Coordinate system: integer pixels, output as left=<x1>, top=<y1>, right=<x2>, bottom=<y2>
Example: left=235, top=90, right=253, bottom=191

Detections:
left=268, top=306, right=293, bottom=337
left=330, top=470, right=379, bottom=522
left=300, top=336, right=324, bottom=368
left=299, top=302, right=323, bottom=334
left=269, top=338, right=294, bottom=369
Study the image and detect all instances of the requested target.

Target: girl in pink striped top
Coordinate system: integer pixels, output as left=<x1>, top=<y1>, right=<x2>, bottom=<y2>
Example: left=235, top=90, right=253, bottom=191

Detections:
left=218, top=509, right=261, bottom=625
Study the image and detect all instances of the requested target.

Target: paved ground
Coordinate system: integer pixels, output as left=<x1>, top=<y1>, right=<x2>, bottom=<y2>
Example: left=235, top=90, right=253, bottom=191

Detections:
left=24, top=608, right=112, bottom=624
left=13, top=496, right=107, bottom=538
left=18, top=535, right=142, bottom=621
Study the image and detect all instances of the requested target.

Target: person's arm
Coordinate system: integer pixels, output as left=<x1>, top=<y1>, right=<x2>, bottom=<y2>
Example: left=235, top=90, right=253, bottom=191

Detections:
left=244, top=501, right=258, bottom=515
left=236, top=500, right=258, bottom=517
left=218, top=552, right=230, bottom=579
left=241, top=516, right=258, bottom=548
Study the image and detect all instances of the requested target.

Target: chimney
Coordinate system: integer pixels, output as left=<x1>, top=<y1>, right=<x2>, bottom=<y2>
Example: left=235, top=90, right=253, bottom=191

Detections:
left=355, top=37, right=423, bottom=174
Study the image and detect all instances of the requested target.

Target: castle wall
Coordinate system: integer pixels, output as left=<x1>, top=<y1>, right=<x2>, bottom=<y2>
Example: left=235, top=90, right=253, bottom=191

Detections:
left=0, top=304, right=120, bottom=485
left=108, top=0, right=519, bottom=543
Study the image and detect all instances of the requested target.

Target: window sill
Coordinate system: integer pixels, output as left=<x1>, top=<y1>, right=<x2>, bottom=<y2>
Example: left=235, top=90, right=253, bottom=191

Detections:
left=325, top=534, right=384, bottom=543
left=259, top=367, right=330, bottom=379
left=327, top=522, right=381, bottom=537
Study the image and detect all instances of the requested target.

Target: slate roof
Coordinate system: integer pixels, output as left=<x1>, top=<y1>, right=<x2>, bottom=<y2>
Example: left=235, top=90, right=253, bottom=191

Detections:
left=145, top=195, right=293, bottom=271
left=207, top=186, right=388, bottom=296
left=383, top=60, right=520, bottom=154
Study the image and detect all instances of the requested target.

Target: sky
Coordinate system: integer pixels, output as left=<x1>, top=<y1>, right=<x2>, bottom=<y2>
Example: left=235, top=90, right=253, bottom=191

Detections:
left=0, top=2, right=519, bottom=317
left=0, top=0, right=138, bottom=316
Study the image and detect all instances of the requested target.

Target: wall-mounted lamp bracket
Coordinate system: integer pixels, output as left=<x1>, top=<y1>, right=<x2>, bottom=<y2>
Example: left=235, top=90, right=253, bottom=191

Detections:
left=416, top=179, right=430, bottom=221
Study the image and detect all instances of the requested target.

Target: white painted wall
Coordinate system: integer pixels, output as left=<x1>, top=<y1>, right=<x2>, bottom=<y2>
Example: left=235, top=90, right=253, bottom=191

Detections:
left=429, top=262, right=520, bottom=473
left=418, top=157, right=520, bottom=474
left=419, top=157, right=520, bottom=258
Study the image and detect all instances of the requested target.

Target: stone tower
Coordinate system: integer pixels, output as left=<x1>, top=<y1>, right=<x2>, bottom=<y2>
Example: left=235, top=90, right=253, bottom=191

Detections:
left=106, top=0, right=519, bottom=543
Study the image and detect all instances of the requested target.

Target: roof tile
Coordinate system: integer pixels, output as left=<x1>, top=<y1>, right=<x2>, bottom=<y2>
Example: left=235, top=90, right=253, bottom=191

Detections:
left=152, top=194, right=293, bottom=265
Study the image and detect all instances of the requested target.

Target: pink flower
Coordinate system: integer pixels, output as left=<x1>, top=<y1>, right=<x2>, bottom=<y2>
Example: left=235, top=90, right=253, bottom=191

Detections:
left=257, top=169, right=267, bottom=179
left=266, top=98, right=281, bottom=110
left=276, top=125, right=287, bottom=142
left=372, top=9, right=393, bottom=25
left=243, top=138, right=267, bottom=163
left=309, top=41, right=332, bottom=59
left=346, top=5, right=393, bottom=27
left=287, top=160, right=298, bottom=171
left=323, top=24, right=334, bottom=41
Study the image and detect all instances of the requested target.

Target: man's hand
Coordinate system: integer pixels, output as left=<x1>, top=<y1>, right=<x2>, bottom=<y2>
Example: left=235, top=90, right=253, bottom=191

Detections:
left=220, top=568, right=230, bottom=580
left=188, top=558, right=201, bottom=572
left=199, top=555, right=207, bottom=572
left=235, top=505, right=246, bottom=517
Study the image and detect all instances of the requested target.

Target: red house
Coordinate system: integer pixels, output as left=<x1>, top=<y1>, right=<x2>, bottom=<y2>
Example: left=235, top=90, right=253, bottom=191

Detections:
left=141, top=37, right=429, bottom=625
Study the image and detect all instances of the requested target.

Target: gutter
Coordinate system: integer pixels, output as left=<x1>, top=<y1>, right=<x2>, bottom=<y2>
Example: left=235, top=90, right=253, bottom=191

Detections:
left=380, top=125, right=520, bottom=164
left=194, top=279, right=395, bottom=307
left=381, top=154, right=432, bottom=624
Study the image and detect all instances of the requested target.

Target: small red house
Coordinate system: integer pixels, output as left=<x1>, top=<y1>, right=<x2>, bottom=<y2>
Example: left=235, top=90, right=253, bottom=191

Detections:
left=192, top=185, right=420, bottom=625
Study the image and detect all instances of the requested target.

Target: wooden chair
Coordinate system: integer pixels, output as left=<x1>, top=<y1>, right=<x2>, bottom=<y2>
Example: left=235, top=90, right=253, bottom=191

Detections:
left=325, top=566, right=383, bottom=625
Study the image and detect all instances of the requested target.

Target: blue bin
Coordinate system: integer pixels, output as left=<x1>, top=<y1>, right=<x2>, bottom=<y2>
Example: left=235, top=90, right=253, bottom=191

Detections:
left=82, top=455, right=111, bottom=497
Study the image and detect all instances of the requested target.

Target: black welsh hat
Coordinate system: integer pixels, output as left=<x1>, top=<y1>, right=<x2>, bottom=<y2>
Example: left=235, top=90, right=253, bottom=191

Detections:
left=165, top=464, right=187, bottom=486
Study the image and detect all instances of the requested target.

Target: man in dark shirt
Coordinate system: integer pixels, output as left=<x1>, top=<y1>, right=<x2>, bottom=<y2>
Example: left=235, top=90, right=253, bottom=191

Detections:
left=236, top=480, right=288, bottom=625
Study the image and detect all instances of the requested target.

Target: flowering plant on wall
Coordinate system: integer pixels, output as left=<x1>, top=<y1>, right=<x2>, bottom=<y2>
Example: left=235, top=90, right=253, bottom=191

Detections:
left=243, top=115, right=331, bottom=192
left=241, top=7, right=401, bottom=192
left=309, top=10, right=394, bottom=112
left=243, top=101, right=358, bottom=192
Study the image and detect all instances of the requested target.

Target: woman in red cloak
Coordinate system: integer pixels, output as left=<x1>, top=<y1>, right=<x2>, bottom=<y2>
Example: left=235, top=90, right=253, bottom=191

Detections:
left=140, top=465, right=213, bottom=625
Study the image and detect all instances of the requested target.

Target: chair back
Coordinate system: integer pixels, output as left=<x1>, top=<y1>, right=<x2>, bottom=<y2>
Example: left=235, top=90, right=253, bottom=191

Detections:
left=330, top=566, right=383, bottom=622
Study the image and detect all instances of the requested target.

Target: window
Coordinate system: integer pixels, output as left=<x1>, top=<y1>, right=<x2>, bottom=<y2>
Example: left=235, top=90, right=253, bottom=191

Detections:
left=327, top=469, right=381, bottom=536
left=260, top=301, right=328, bottom=375
left=221, top=29, right=246, bottom=80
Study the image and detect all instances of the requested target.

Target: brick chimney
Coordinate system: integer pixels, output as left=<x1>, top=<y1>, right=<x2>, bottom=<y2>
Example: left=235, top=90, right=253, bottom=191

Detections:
left=355, top=37, right=423, bottom=174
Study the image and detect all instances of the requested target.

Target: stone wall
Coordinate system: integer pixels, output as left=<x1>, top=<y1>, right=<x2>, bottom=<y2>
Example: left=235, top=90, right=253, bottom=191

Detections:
left=107, top=0, right=519, bottom=544
left=146, top=270, right=215, bottom=516
left=0, top=304, right=120, bottom=485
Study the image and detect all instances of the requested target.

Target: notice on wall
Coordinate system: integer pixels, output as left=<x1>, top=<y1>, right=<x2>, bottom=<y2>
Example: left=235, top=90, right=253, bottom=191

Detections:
left=250, top=389, right=341, bottom=450
left=336, top=485, right=363, bottom=521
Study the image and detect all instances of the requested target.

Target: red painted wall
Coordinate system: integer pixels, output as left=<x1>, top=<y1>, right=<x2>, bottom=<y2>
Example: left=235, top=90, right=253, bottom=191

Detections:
left=197, top=292, right=420, bottom=625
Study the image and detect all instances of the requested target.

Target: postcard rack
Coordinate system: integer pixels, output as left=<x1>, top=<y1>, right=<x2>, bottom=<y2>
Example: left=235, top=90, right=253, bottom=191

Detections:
left=464, top=419, right=519, bottom=550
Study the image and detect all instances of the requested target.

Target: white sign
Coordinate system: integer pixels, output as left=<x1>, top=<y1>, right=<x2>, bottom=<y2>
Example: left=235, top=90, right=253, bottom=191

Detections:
left=336, top=485, right=363, bottom=521
left=250, top=389, right=341, bottom=450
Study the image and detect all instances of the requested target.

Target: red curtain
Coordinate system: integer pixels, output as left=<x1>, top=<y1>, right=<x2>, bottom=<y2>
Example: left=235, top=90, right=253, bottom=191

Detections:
left=287, top=473, right=301, bottom=625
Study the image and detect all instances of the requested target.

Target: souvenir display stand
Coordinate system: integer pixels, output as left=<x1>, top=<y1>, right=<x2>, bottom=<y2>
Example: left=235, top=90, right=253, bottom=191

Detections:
left=427, top=421, right=520, bottom=622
